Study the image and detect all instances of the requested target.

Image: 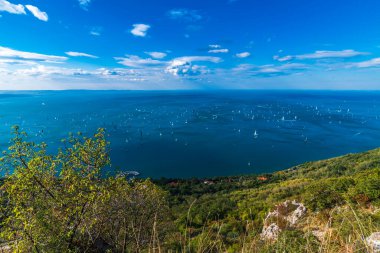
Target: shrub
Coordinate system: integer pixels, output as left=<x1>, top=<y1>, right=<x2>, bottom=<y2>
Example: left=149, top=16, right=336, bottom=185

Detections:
left=349, top=168, right=380, bottom=205
left=0, top=127, right=169, bottom=252
left=303, top=178, right=353, bottom=211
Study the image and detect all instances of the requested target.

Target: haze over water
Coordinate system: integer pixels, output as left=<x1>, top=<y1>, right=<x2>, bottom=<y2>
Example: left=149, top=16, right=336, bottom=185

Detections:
left=0, top=90, right=379, bottom=178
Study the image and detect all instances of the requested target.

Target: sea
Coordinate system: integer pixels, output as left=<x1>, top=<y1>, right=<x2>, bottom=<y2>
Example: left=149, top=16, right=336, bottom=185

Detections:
left=1, top=90, right=380, bottom=178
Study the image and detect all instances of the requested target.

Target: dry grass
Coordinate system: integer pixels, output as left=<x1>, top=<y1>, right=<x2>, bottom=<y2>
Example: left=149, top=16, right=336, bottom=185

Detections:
left=158, top=202, right=380, bottom=253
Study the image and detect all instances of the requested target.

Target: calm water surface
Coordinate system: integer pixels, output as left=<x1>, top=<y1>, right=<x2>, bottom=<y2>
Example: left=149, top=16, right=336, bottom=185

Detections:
left=0, top=90, right=379, bottom=178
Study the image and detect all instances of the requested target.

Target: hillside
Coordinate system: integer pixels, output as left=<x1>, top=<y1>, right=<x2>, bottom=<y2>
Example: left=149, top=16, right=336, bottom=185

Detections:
left=1, top=129, right=380, bottom=252
left=155, top=148, right=380, bottom=252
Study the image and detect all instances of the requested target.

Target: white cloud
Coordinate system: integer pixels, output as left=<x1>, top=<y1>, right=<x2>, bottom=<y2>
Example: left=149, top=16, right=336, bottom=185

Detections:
left=4, top=63, right=147, bottom=80
left=296, top=50, right=368, bottom=59
left=167, top=9, right=202, bottom=22
left=258, top=64, right=305, bottom=74
left=0, top=1, right=48, bottom=21
left=165, top=56, right=222, bottom=76
left=208, top=49, right=229, bottom=54
left=130, top=24, right=150, bottom=37
left=25, top=5, right=48, bottom=22
left=79, top=0, right=91, bottom=9
left=277, top=50, right=368, bottom=62
left=89, top=26, right=102, bottom=36
left=209, top=44, right=221, bottom=49
left=90, top=31, right=100, bottom=36
left=0, top=62, right=150, bottom=87
left=233, top=63, right=308, bottom=77
left=0, top=58, right=41, bottom=68
left=15, top=65, right=73, bottom=76
left=353, top=58, right=380, bottom=68
left=174, top=56, right=222, bottom=63
left=208, top=45, right=228, bottom=54
left=96, top=68, right=136, bottom=77
left=165, top=60, right=208, bottom=76
left=0, top=61, right=181, bottom=89
left=145, top=51, right=167, bottom=59
left=115, top=55, right=164, bottom=68
left=0, top=0, right=25, bottom=14
left=236, top=52, right=250, bottom=58
left=113, top=54, right=221, bottom=77
left=273, top=55, right=292, bottom=62
left=0, top=46, right=67, bottom=62
left=65, top=51, right=98, bottom=59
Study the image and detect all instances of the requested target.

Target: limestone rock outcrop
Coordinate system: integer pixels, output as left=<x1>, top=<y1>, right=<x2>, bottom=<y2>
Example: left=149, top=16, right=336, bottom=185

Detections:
left=261, top=200, right=306, bottom=241
left=367, top=232, right=380, bottom=252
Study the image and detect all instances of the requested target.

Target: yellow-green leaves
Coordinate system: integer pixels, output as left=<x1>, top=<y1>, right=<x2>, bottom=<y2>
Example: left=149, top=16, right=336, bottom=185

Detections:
left=0, top=127, right=169, bottom=253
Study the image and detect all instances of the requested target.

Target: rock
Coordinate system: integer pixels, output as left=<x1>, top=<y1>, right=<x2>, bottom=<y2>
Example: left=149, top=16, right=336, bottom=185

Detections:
left=287, top=200, right=307, bottom=226
left=264, top=200, right=307, bottom=228
left=260, top=200, right=307, bottom=241
left=261, top=223, right=281, bottom=241
left=0, top=244, right=11, bottom=253
left=366, top=232, right=380, bottom=252
left=312, top=230, right=326, bottom=241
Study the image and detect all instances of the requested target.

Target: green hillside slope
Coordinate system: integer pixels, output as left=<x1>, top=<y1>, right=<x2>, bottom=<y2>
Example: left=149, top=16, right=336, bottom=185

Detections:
left=156, top=149, right=380, bottom=252
left=1, top=129, right=380, bottom=252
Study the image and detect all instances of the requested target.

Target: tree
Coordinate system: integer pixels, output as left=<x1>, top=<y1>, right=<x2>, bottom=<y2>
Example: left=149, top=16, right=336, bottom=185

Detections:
left=0, top=127, right=169, bottom=252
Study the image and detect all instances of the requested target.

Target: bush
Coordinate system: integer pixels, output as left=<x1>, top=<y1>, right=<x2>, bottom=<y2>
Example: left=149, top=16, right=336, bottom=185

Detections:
left=187, top=196, right=236, bottom=226
left=0, top=127, right=170, bottom=252
left=303, top=178, right=353, bottom=211
left=349, top=168, right=380, bottom=205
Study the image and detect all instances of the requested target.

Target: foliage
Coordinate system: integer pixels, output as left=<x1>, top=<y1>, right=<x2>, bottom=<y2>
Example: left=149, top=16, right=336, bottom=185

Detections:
left=0, top=127, right=169, bottom=252
left=162, top=148, right=380, bottom=252
left=1, top=127, right=380, bottom=252
left=349, top=168, right=380, bottom=205
left=303, top=177, right=353, bottom=211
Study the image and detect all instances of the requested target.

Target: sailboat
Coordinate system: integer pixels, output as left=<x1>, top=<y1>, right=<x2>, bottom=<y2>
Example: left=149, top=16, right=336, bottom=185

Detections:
left=254, top=130, right=259, bottom=139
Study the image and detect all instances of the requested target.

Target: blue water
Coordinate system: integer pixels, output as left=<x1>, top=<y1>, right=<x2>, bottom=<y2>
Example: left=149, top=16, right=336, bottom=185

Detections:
left=0, top=90, right=380, bottom=178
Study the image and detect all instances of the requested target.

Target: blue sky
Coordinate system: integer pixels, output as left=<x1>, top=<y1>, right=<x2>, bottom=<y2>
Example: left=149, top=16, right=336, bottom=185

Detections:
left=1, top=0, right=380, bottom=89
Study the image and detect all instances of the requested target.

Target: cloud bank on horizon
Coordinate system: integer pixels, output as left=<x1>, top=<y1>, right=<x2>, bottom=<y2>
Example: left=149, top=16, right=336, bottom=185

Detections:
left=0, top=0, right=380, bottom=90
